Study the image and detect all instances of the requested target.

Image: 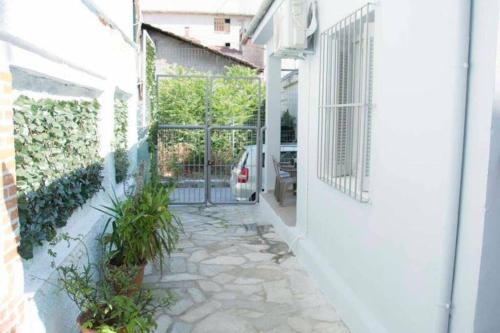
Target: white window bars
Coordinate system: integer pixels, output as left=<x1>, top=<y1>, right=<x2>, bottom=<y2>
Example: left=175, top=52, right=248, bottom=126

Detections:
left=317, top=3, right=375, bottom=202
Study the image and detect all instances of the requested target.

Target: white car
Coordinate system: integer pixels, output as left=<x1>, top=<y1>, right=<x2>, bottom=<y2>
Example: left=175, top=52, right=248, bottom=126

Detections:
left=230, top=144, right=297, bottom=201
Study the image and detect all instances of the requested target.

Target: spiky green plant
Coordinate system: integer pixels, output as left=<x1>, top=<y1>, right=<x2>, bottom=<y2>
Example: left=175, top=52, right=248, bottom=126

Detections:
left=98, top=180, right=182, bottom=269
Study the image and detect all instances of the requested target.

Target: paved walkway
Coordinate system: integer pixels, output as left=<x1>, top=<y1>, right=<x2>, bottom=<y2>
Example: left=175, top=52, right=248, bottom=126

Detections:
left=145, top=205, right=350, bottom=333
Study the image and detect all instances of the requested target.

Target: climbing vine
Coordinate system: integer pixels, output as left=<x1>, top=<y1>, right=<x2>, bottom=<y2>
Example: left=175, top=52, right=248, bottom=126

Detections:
left=14, top=96, right=103, bottom=259
left=145, top=36, right=158, bottom=178
left=146, top=37, right=157, bottom=123
left=114, top=98, right=129, bottom=183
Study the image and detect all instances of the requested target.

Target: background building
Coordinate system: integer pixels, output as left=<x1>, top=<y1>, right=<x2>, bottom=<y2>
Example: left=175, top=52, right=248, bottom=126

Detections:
left=142, top=0, right=264, bottom=68
left=143, top=23, right=261, bottom=74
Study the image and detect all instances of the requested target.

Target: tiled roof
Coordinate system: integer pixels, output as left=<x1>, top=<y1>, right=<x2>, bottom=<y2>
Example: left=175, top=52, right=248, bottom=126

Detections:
left=142, top=23, right=262, bottom=71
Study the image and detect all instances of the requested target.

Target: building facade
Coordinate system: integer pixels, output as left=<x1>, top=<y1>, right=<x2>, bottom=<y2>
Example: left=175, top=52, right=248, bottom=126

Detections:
left=142, top=0, right=264, bottom=68
left=143, top=23, right=261, bottom=75
left=249, top=0, right=500, bottom=333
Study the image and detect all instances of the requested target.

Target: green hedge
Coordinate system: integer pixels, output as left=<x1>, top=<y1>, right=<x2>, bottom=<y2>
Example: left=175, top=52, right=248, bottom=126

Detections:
left=114, top=99, right=129, bottom=183
left=14, top=96, right=103, bottom=259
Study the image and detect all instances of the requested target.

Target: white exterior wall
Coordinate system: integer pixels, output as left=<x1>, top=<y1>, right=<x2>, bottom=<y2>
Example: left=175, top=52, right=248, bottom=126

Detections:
left=93, top=0, right=135, bottom=39
left=264, top=44, right=282, bottom=191
left=256, top=0, right=499, bottom=333
left=0, top=1, right=139, bottom=331
left=450, top=1, right=500, bottom=333
left=143, top=12, right=251, bottom=48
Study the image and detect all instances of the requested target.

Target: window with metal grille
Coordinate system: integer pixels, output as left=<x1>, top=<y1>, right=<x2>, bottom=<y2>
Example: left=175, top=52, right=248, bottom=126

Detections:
left=214, top=17, right=231, bottom=33
left=317, top=3, right=374, bottom=202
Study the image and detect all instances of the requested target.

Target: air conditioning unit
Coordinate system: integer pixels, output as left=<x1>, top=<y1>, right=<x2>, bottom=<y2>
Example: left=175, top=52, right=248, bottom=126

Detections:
left=273, top=0, right=318, bottom=59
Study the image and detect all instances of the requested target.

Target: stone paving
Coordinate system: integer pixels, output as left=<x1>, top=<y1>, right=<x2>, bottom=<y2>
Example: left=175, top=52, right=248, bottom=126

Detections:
left=145, top=205, right=350, bottom=333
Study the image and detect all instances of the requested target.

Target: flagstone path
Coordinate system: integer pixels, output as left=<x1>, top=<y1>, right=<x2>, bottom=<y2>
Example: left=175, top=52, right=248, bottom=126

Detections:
left=145, top=205, right=350, bottom=333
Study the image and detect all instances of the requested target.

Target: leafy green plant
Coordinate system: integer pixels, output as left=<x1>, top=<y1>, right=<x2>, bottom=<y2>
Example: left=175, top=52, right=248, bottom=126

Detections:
left=146, top=38, right=157, bottom=123
left=143, top=37, right=158, bottom=182
left=114, top=99, right=129, bottom=184
left=211, top=65, right=260, bottom=126
left=54, top=235, right=173, bottom=333
left=13, top=96, right=103, bottom=259
left=155, top=65, right=262, bottom=177
left=98, top=178, right=181, bottom=269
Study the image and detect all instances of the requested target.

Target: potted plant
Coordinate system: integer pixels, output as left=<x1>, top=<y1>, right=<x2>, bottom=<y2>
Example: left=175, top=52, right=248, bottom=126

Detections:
left=98, top=171, right=181, bottom=289
left=58, top=262, right=173, bottom=333
left=52, top=235, right=174, bottom=332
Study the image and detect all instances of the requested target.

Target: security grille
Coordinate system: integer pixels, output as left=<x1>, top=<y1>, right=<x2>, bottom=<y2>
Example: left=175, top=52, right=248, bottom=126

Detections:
left=317, top=3, right=374, bottom=202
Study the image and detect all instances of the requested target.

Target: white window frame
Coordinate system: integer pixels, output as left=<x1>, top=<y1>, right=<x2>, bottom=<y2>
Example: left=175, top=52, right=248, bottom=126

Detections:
left=317, top=3, right=375, bottom=202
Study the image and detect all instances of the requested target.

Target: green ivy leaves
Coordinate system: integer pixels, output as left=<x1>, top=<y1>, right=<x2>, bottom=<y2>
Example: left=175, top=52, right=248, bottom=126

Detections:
left=113, top=99, right=129, bottom=184
left=14, top=96, right=103, bottom=259
left=146, top=39, right=157, bottom=122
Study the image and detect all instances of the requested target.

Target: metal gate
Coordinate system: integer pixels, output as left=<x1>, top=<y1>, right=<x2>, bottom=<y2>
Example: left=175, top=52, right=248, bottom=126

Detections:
left=156, top=74, right=262, bottom=205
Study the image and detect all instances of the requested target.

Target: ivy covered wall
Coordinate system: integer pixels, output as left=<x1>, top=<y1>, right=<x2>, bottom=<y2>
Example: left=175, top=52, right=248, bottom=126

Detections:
left=113, top=98, right=129, bottom=183
left=146, top=37, right=157, bottom=123
left=13, top=96, right=103, bottom=259
left=136, top=35, right=157, bottom=180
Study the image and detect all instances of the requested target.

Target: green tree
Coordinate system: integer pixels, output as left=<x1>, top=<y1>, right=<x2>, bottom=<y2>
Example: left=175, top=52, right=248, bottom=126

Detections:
left=156, top=65, right=262, bottom=176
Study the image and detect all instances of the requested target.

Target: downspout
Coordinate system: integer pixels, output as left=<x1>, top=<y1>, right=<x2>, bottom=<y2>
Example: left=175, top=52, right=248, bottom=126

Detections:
left=444, top=0, right=474, bottom=332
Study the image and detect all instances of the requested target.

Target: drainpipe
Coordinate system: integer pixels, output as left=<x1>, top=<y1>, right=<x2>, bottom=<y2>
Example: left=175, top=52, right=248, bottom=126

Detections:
left=442, top=0, right=474, bottom=332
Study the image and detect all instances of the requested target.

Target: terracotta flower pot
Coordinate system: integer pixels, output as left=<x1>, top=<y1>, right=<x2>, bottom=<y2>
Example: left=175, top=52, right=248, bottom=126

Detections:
left=107, top=262, right=145, bottom=296
left=133, top=263, right=145, bottom=286
left=77, top=312, right=96, bottom=333
left=79, top=326, right=97, bottom=333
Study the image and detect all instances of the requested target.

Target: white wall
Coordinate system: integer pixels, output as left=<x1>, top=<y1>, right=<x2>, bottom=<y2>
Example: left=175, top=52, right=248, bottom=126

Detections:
left=450, top=1, right=500, bottom=332
left=143, top=12, right=251, bottom=49
left=91, top=0, right=135, bottom=40
left=264, top=0, right=485, bottom=332
left=0, top=0, right=139, bottom=331
left=264, top=44, right=281, bottom=191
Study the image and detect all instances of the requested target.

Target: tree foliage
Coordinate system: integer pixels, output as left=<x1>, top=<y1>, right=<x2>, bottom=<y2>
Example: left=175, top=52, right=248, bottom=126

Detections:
left=156, top=65, right=262, bottom=169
